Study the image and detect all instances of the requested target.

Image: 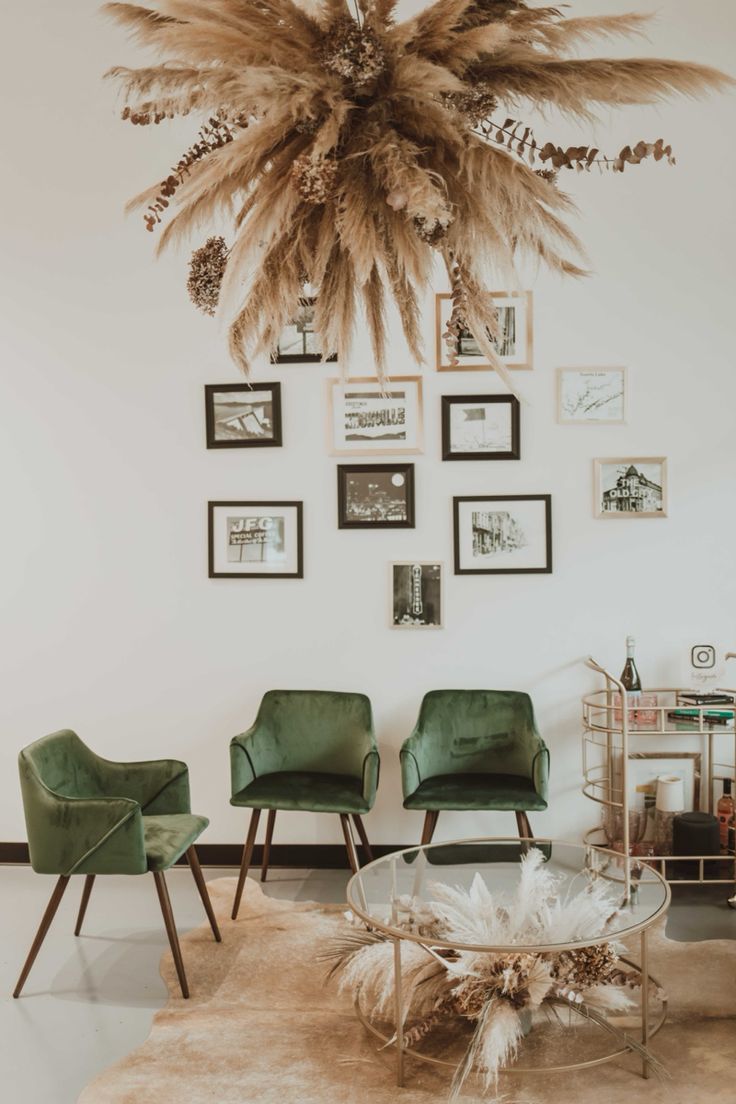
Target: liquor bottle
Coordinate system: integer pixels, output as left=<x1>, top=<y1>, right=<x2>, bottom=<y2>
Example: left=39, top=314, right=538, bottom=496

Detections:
left=717, top=779, right=735, bottom=850
left=620, top=636, right=642, bottom=697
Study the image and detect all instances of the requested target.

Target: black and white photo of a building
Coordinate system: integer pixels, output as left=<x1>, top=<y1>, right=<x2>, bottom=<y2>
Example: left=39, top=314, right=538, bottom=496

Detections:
left=601, top=463, right=663, bottom=514
left=472, top=510, right=527, bottom=557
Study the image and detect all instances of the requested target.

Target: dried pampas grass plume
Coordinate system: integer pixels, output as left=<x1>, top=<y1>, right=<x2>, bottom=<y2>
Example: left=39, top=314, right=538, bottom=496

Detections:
left=104, top=0, right=732, bottom=386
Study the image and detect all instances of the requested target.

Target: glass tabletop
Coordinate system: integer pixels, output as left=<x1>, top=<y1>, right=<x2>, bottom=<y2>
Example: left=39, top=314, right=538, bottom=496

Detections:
left=346, top=837, right=670, bottom=953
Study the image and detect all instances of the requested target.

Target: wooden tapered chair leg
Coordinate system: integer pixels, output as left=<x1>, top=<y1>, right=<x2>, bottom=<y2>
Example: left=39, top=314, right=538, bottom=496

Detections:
left=339, top=814, right=361, bottom=876
left=13, top=875, right=70, bottom=998
left=261, top=809, right=276, bottom=883
left=153, top=870, right=189, bottom=999
left=74, top=874, right=96, bottom=937
left=186, top=847, right=221, bottom=943
left=231, top=808, right=261, bottom=920
left=351, top=814, right=374, bottom=865
left=515, top=810, right=534, bottom=840
left=420, top=810, right=439, bottom=846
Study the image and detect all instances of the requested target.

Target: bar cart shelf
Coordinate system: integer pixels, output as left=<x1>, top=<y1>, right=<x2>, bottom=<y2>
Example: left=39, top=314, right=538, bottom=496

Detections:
left=582, top=655, right=736, bottom=907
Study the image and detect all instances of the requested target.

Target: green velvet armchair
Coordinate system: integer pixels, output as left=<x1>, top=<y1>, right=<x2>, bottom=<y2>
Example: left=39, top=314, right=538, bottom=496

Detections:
left=400, top=690, right=549, bottom=844
left=14, top=729, right=221, bottom=1000
left=230, top=690, right=379, bottom=918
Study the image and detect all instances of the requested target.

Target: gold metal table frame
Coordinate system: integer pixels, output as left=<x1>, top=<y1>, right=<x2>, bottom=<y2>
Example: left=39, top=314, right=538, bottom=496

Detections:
left=346, top=837, right=670, bottom=1089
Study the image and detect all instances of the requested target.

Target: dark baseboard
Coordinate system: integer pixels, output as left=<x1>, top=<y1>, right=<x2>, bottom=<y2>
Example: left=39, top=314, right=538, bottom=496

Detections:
left=0, top=842, right=407, bottom=869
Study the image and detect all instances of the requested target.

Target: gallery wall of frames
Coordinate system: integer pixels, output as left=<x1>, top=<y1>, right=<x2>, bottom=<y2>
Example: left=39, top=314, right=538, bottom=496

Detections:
left=204, top=296, right=664, bottom=629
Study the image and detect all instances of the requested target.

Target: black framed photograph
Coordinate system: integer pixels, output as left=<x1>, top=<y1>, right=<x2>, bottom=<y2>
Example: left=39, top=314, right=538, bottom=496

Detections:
left=337, top=464, right=415, bottom=529
left=271, top=297, right=336, bottom=363
left=204, top=383, right=282, bottom=449
left=391, top=562, right=443, bottom=629
left=453, top=494, right=552, bottom=575
left=208, top=501, right=303, bottom=578
left=441, top=394, right=520, bottom=460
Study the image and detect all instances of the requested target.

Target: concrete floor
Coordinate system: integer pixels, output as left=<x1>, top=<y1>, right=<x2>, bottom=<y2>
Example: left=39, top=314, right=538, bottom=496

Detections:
left=0, top=865, right=733, bottom=1104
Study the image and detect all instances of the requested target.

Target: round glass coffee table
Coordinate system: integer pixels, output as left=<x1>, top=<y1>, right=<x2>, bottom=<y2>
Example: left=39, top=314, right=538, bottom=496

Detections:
left=345, top=837, right=670, bottom=1088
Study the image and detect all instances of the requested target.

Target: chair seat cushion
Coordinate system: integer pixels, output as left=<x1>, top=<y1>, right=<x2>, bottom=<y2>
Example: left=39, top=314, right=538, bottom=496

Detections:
left=143, top=813, right=209, bottom=871
left=231, top=771, right=371, bottom=814
left=403, top=773, right=547, bottom=812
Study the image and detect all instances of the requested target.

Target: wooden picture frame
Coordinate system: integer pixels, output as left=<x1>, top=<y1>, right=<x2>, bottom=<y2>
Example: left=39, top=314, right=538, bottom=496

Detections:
left=441, top=394, right=520, bottom=460
left=435, top=291, right=533, bottom=371
left=327, top=376, right=424, bottom=456
left=453, top=494, right=552, bottom=575
left=208, top=501, right=303, bottom=578
left=204, top=382, right=283, bottom=449
left=337, top=463, right=415, bottom=529
left=594, top=458, right=668, bottom=518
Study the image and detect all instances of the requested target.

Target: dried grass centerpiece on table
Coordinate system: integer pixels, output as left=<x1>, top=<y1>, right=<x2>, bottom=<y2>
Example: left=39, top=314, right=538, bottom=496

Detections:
left=324, top=849, right=664, bottom=1098
left=105, top=1, right=731, bottom=385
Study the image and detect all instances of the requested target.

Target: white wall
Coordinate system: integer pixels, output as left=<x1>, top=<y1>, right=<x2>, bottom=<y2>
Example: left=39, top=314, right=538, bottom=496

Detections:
left=1, top=0, right=735, bottom=848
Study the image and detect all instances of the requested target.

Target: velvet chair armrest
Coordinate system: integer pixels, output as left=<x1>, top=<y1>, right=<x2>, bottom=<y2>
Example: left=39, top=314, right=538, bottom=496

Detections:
left=230, top=726, right=259, bottom=798
left=531, top=744, right=550, bottom=803
left=20, top=762, right=146, bottom=876
left=91, top=753, right=191, bottom=815
left=361, top=748, right=380, bottom=808
left=400, top=729, right=425, bottom=799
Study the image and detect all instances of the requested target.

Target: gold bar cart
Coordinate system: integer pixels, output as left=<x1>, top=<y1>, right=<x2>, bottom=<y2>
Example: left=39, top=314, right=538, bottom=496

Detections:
left=583, top=655, right=736, bottom=908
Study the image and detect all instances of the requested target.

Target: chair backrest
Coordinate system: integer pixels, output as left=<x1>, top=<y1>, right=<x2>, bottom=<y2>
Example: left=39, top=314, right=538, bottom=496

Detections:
left=19, top=729, right=109, bottom=800
left=415, top=690, right=539, bottom=778
left=253, top=690, right=373, bottom=778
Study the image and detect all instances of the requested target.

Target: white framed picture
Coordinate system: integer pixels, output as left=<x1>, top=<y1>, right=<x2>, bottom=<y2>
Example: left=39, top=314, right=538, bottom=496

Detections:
left=557, top=368, right=626, bottom=424
left=391, top=562, right=443, bottom=629
left=628, top=752, right=701, bottom=812
left=594, top=458, right=667, bottom=518
left=327, top=377, right=423, bottom=455
left=208, top=501, right=303, bottom=578
left=453, top=494, right=552, bottom=575
left=435, top=291, right=533, bottom=371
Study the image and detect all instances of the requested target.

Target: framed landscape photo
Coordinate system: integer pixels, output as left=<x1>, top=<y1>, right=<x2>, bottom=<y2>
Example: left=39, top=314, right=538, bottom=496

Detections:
left=453, top=494, right=552, bottom=575
left=558, top=368, right=626, bottom=425
left=327, top=376, right=423, bottom=455
left=594, top=458, right=667, bottom=518
left=441, top=394, right=520, bottom=461
left=208, top=501, right=303, bottom=578
left=271, top=297, right=336, bottom=363
left=204, top=383, right=282, bottom=449
left=435, top=291, right=533, bottom=371
left=391, top=562, right=443, bottom=629
left=337, top=463, right=415, bottom=529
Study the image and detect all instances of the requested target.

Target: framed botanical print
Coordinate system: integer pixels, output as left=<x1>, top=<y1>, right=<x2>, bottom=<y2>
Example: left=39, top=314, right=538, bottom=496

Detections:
left=271, top=297, right=336, bottom=363
left=204, top=383, right=282, bottom=448
left=337, top=463, right=415, bottom=529
left=435, top=291, right=533, bottom=371
left=391, top=562, right=443, bottom=629
left=441, top=394, right=520, bottom=460
left=453, top=494, right=552, bottom=575
left=558, top=368, right=626, bottom=425
left=208, top=501, right=303, bottom=578
left=594, top=458, right=667, bottom=518
left=327, top=376, right=423, bottom=455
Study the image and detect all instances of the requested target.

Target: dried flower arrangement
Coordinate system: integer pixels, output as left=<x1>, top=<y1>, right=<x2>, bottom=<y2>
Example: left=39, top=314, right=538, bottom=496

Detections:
left=105, top=1, right=730, bottom=386
left=323, top=849, right=664, bottom=1097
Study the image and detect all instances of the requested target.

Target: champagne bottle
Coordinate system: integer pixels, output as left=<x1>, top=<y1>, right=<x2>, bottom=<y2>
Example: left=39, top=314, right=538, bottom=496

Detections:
left=620, top=636, right=642, bottom=725
left=621, top=636, right=642, bottom=696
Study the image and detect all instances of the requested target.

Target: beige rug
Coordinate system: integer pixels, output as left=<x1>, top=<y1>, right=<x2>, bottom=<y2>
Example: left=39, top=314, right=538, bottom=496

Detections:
left=78, top=876, right=736, bottom=1104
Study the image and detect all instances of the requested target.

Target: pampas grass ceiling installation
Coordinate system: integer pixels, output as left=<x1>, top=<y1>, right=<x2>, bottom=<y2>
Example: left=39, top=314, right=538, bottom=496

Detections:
left=105, top=1, right=731, bottom=385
